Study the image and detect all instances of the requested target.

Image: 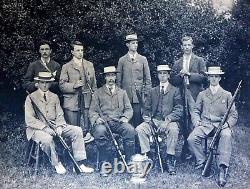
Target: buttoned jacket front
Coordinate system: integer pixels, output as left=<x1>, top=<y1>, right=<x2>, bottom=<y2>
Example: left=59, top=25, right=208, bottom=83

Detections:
left=116, top=53, right=152, bottom=103
left=59, top=59, right=97, bottom=110
left=144, top=84, right=183, bottom=122
left=89, top=85, right=133, bottom=126
left=192, top=87, right=238, bottom=134
left=25, top=90, right=67, bottom=140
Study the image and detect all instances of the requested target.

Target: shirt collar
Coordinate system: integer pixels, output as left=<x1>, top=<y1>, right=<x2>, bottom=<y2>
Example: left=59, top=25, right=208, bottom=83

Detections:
left=106, top=84, right=116, bottom=94
left=73, top=57, right=82, bottom=66
left=160, top=82, right=169, bottom=92
left=128, top=52, right=138, bottom=59
left=210, top=85, right=220, bottom=94
left=38, top=89, right=49, bottom=97
left=41, top=57, right=50, bottom=64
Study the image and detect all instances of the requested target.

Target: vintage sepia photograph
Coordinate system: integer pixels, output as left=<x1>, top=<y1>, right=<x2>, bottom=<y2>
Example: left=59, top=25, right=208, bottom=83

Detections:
left=0, top=0, right=249, bottom=188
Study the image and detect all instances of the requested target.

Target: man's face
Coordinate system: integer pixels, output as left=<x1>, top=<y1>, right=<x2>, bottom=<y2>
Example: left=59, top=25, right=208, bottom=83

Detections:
left=38, top=81, right=51, bottom=92
left=105, top=73, right=116, bottom=85
left=39, top=44, right=52, bottom=59
left=126, top=40, right=138, bottom=52
left=208, top=75, right=221, bottom=86
left=71, top=45, right=84, bottom=59
left=158, top=71, right=170, bottom=83
left=182, top=39, right=193, bottom=55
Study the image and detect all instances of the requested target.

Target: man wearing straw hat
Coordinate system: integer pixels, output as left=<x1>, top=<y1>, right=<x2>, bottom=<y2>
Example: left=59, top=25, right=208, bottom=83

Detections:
left=117, top=34, right=152, bottom=127
left=25, top=72, right=94, bottom=174
left=136, top=65, right=183, bottom=175
left=89, top=66, right=136, bottom=175
left=188, top=66, right=238, bottom=186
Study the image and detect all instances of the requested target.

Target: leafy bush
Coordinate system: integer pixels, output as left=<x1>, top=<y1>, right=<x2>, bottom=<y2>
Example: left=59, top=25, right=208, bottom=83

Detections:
left=0, top=0, right=249, bottom=92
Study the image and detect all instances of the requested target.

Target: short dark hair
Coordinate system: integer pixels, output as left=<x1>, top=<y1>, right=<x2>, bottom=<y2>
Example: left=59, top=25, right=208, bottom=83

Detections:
left=70, top=41, right=83, bottom=50
left=181, top=35, right=193, bottom=43
left=38, top=40, right=51, bottom=49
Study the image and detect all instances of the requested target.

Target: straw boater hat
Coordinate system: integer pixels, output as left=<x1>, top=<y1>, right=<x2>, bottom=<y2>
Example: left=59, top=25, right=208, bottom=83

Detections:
left=157, top=65, right=171, bottom=71
left=125, top=34, right=138, bottom=42
left=34, top=72, right=55, bottom=81
left=103, top=66, right=119, bottom=74
left=206, top=66, right=224, bottom=75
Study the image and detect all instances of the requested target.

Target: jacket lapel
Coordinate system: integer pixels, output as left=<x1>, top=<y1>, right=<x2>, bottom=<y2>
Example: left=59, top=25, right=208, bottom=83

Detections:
left=152, top=86, right=160, bottom=116
left=189, top=53, right=195, bottom=71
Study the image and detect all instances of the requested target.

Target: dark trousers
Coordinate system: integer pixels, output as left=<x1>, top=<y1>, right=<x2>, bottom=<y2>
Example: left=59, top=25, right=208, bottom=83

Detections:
left=93, top=121, right=136, bottom=162
left=64, top=109, right=90, bottom=135
left=130, top=103, right=142, bottom=127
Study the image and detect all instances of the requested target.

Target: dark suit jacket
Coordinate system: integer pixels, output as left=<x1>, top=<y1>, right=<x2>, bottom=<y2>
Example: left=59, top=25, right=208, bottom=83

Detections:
left=22, top=59, right=61, bottom=93
left=144, top=84, right=183, bottom=122
left=116, top=53, right=152, bottom=103
left=170, top=53, right=207, bottom=101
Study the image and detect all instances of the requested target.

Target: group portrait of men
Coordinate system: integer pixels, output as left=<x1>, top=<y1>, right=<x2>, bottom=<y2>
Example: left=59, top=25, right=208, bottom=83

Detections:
left=22, top=34, right=238, bottom=187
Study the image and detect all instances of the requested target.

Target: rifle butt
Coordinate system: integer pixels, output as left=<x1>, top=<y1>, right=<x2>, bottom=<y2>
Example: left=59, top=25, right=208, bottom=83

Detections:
left=202, top=152, right=213, bottom=177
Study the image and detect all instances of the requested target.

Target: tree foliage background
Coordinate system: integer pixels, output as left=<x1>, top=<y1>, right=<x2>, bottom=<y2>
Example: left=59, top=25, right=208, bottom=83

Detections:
left=0, top=0, right=249, bottom=101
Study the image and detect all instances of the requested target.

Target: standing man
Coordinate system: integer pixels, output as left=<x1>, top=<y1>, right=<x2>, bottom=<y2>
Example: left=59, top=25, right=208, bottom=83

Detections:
left=136, top=65, right=183, bottom=175
left=188, top=67, right=238, bottom=186
left=117, top=34, right=152, bottom=127
left=25, top=72, right=94, bottom=174
left=171, top=35, right=207, bottom=159
left=23, top=40, right=61, bottom=94
left=59, top=41, right=96, bottom=142
left=89, top=66, right=136, bottom=176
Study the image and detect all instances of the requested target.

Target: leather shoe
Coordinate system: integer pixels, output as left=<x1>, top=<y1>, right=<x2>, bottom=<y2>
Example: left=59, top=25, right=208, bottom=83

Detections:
left=218, top=167, right=227, bottom=187
left=166, top=158, right=176, bottom=175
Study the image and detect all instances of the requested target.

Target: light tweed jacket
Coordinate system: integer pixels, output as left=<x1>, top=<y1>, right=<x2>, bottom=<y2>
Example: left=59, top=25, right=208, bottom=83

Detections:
left=25, top=90, right=67, bottom=140
left=191, top=87, right=238, bottom=135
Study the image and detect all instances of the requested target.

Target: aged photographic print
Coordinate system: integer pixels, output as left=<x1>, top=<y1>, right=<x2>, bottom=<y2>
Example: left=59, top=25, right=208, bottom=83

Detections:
left=0, top=0, right=249, bottom=188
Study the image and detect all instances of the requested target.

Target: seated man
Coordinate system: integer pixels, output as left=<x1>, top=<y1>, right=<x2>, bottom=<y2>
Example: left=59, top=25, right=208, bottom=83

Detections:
left=25, top=72, right=94, bottom=174
left=188, top=66, right=238, bottom=186
left=136, top=65, right=183, bottom=175
left=89, top=66, right=136, bottom=176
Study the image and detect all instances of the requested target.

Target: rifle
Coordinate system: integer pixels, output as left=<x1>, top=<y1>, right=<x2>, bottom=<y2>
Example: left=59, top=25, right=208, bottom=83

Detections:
left=180, top=75, right=191, bottom=160
left=97, top=108, right=129, bottom=171
left=134, top=82, right=145, bottom=113
left=202, top=80, right=242, bottom=177
left=150, top=119, right=164, bottom=173
left=134, top=83, right=163, bottom=173
left=77, top=60, right=94, bottom=128
left=26, top=91, right=82, bottom=174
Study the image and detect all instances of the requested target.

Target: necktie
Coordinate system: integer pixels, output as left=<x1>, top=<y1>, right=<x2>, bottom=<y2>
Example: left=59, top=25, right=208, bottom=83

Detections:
left=161, top=86, right=165, bottom=95
left=109, top=86, right=113, bottom=94
left=43, top=93, right=47, bottom=102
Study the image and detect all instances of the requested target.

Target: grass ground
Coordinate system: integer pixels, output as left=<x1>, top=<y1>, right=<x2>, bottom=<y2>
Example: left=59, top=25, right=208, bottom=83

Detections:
left=0, top=114, right=250, bottom=189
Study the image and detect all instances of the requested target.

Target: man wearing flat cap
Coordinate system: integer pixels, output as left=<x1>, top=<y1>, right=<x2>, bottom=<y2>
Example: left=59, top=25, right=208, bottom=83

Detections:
left=117, top=34, right=152, bottom=127
left=25, top=72, right=94, bottom=174
left=136, top=65, right=183, bottom=175
left=188, top=66, right=238, bottom=186
left=89, top=66, right=136, bottom=176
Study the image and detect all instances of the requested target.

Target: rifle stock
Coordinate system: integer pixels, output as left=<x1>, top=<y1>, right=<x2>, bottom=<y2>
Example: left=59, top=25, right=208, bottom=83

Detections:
left=202, top=80, right=242, bottom=176
left=150, top=119, right=164, bottom=173
left=97, top=110, right=129, bottom=170
left=181, top=75, right=190, bottom=159
left=26, top=91, right=82, bottom=174
left=134, top=84, right=164, bottom=173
